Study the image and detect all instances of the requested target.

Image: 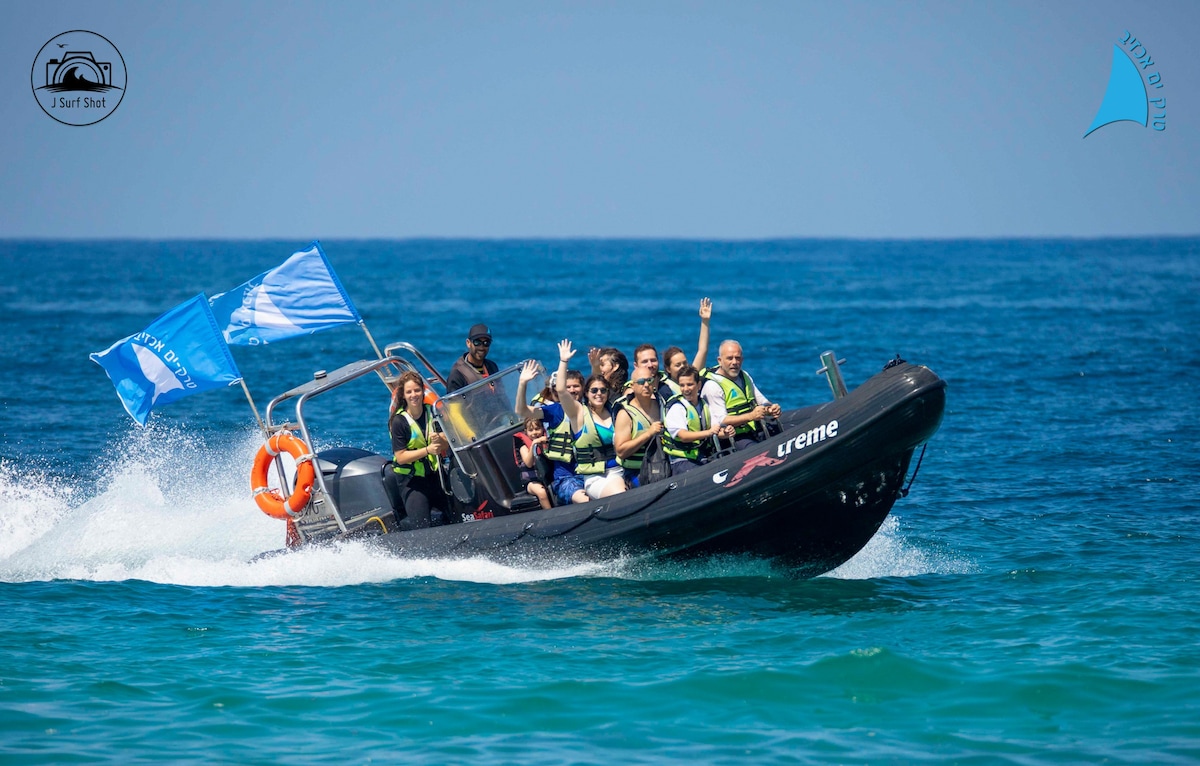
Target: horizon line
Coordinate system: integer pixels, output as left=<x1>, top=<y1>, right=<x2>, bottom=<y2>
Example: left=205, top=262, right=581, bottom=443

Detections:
left=3, top=233, right=1199, bottom=243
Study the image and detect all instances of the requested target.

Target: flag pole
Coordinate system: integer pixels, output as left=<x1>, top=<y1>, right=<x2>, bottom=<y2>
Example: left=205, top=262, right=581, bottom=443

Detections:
left=239, top=379, right=270, bottom=438
left=361, top=321, right=402, bottom=395
left=360, top=321, right=384, bottom=360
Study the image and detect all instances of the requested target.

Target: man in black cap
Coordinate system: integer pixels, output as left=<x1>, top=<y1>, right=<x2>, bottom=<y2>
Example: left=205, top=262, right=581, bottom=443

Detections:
left=445, top=323, right=499, bottom=392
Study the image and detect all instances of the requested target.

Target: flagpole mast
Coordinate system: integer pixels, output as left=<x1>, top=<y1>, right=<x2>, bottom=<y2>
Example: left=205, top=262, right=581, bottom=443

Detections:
left=239, top=379, right=270, bottom=438
left=360, top=322, right=384, bottom=360
left=360, top=321, right=401, bottom=394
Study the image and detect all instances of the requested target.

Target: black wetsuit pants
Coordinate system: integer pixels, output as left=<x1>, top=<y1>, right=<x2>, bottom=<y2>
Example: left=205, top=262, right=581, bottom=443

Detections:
left=398, top=474, right=450, bottom=529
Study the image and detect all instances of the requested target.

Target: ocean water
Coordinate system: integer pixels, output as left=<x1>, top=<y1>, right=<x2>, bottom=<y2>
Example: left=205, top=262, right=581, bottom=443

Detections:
left=1, top=238, right=1198, bottom=764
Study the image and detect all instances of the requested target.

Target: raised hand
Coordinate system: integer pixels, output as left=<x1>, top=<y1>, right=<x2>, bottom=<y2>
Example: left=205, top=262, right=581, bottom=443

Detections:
left=558, top=339, right=576, bottom=363
left=699, top=297, right=712, bottom=321
left=519, top=359, right=540, bottom=384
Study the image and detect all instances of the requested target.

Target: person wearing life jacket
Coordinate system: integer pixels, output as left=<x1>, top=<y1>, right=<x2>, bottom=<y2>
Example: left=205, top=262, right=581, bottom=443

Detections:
left=587, top=346, right=629, bottom=406
left=531, top=371, right=558, bottom=407
left=663, top=295, right=715, bottom=391
left=513, top=417, right=552, bottom=510
left=556, top=340, right=626, bottom=500
left=700, top=340, right=782, bottom=451
left=614, top=370, right=664, bottom=486
left=530, top=368, right=583, bottom=408
left=622, top=344, right=677, bottom=405
left=515, top=359, right=589, bottom=506
left=390, top=370, right=451, bottom=528
left=663, top=365, right=736, bottom=474
left=618, top=298, right=715, bottom=406
left=446, top=323, right=499, bottom=393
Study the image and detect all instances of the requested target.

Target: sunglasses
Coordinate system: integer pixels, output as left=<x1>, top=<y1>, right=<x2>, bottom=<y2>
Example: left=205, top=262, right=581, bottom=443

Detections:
left=633, top=377, right=656, bottom=386
left=588, top=387, right=609, bottom=394
left=471, top=338, right=492, bottom=347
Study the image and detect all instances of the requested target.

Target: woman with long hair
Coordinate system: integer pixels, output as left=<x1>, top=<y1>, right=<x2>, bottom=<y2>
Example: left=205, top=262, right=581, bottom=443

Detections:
left=589, top=346, right=629, bottom=406
left=389, top=370, right=451, bottom=528
left=663, top=297, right=714, bottom=383
left=559, top=340, right=626, bottom=499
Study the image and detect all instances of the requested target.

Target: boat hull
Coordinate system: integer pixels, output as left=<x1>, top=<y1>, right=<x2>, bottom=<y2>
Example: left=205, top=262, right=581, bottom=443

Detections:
left=355, top=361, right=946, bottom=576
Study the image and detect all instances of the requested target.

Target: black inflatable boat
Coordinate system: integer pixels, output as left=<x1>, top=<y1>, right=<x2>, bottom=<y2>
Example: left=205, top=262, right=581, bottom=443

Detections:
left=254, top=343, right=945, bottom=577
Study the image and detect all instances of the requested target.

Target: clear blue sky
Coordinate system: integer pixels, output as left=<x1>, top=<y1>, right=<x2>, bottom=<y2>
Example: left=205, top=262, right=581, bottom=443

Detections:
left=3, top=1, right=1197, bottom=238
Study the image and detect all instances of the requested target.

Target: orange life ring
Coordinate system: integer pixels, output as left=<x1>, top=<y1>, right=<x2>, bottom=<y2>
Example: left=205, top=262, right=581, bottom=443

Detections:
left=251, top=433, right=316, bottom=520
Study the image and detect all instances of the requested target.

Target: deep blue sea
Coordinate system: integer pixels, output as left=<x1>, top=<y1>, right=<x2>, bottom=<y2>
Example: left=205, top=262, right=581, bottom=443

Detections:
left=1, top=239, right=1198, bottom=764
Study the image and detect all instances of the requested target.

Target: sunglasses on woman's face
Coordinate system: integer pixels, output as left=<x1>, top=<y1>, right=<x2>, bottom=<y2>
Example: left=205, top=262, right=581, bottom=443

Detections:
left=588, top=387, right=609, bottom=395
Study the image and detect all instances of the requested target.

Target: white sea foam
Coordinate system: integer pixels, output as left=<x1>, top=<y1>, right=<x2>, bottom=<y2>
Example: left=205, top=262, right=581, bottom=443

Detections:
left=0, top=426, right=605, bottom=587
left=2, top=424, right=965, bottom=585
left=0, top=458, right=79, bottom=561
left=824, top=515, right=973, bottom=579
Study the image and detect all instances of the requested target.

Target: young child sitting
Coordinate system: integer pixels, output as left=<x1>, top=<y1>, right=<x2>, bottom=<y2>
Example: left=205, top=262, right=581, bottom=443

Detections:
left=514, top=417, right=552, bottom=510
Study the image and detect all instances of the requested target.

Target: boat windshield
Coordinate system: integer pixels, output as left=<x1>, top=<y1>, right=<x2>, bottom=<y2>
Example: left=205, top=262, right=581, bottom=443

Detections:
left=437, top=364, right=526, bottom=451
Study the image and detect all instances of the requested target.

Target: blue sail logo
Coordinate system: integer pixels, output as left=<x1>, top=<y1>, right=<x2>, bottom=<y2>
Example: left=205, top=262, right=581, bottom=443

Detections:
left=1084, top=32, right=1165, bottom=138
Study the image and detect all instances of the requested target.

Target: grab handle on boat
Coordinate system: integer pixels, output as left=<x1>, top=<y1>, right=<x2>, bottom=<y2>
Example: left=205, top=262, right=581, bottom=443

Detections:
left=815, top=351, right=848, bottom=400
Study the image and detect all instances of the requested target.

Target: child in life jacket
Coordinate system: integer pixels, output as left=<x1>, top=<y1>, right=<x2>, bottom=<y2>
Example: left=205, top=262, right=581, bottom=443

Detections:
left=514, top=417, right=553, bottom=510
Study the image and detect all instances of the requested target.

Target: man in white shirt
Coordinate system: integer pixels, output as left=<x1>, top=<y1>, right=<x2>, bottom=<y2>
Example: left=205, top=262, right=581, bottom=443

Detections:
left=701, top=340, right=781, bottom=451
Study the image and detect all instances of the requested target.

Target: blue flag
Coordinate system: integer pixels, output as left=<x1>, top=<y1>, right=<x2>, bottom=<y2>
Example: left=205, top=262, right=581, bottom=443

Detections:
left=209, top=241, right=361, bottom=346
left=90, top=294, right=243, bottom=426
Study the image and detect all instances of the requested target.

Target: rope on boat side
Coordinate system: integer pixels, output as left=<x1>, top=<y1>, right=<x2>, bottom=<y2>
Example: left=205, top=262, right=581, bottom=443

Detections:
left=898, top=444, right=928, bottom=498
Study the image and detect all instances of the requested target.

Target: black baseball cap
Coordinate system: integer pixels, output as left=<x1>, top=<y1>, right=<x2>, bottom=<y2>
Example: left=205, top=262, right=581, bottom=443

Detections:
left=468, top=323, right=492, bottom=341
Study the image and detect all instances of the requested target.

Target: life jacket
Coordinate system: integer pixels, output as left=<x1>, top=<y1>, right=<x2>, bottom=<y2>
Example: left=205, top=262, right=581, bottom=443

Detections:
left=573, top=405, right=617, bottom=475
left=542, top=405, right=576, bottom=465
left=659, top=374, right=682, bottom=401
left=701, top=367, right=760, bottom=437
left=449, top=355, right=496, bottom=390
left=662, top=394, right=712, bottom=461
left=513, top=432, right=540, bottom=484
left=393, top=405, right=439, bottom=477
left=617, top=400, right=657, bottom=471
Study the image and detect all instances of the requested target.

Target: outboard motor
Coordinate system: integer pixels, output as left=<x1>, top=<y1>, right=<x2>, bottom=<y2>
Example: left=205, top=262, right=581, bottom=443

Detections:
left=300, top=447, right=398, bottom=539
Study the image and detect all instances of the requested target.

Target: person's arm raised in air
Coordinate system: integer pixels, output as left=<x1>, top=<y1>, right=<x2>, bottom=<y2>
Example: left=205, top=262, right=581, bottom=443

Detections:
left=691, top=297, right=712, bottom=369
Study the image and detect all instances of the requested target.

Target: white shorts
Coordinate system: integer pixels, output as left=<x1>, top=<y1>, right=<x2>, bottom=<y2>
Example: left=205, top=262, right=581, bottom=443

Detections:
left=583, top=465, right=624, bottom=500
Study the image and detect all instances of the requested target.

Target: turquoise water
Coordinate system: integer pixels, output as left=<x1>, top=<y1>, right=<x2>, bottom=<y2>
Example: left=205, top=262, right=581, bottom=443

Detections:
left=2, top=239, right=1198, bottom=763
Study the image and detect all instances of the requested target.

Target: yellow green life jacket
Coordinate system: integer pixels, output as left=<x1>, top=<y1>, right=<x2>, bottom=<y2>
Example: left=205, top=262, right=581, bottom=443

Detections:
left=617, top=401, right=656, bottom=470
left=659, top=375, right=682, bottom=400
left=662, top=394, right=712, bottom=461
left=703, top=368, right=760, bottom=437
left=542, top=405, right=576, bottom=465
left=573, top=405, right=616, bottom=475
left=393, top=405, right=439, bottom=477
